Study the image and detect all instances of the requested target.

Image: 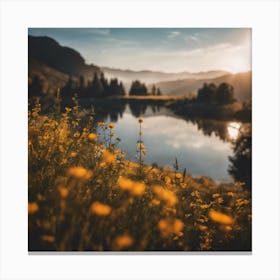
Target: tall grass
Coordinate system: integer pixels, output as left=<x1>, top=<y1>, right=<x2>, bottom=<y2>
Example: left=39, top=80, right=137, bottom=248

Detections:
left=28, top=100, right=251, bottom=251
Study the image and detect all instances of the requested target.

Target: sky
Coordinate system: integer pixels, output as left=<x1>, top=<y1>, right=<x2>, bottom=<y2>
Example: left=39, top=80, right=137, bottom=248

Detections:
left=28, top=28, right=251, bottom=73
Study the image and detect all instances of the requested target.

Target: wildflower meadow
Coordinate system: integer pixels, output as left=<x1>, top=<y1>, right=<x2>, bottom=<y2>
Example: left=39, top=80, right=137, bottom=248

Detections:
left=28, top=98, right=251, bottom=251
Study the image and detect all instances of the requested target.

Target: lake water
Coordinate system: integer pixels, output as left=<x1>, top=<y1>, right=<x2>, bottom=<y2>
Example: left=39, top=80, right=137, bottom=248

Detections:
left=99, top=104, right=242, bottom=183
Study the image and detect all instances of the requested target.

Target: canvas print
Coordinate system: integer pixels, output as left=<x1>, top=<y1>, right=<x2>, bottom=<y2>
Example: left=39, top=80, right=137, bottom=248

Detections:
left=28, top=28, right=252, bottom=251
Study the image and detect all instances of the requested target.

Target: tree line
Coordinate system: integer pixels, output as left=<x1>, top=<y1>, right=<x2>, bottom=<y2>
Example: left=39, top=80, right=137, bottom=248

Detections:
left=129, top=81, right=162, bottom=96
left=60, top=73, right=126, bottom=99
left=29, top=73, right=162, bottom=99
left=196, top=82, right=235, bottom=105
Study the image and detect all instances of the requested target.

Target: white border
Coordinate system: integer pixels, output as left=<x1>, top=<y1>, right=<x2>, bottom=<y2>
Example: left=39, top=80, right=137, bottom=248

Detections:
left=0, top=0, right=279, bottom=279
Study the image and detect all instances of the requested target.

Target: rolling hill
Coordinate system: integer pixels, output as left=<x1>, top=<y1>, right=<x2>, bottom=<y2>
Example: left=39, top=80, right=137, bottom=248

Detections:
left=154, top=71, right=252, bottom=102
left=28, top=35, right=251, bottom=101
left=28, top=35, right=100, bottom=93
left=102, top=66, right=230, bottom=85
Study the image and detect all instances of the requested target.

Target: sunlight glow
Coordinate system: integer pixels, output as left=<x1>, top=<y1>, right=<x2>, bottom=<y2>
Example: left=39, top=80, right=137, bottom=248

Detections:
left=227, top=122, right=241, bottom=140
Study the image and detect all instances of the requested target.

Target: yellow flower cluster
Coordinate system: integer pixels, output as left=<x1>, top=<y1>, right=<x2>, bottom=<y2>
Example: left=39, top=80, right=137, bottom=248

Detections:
left=102, top=150, right=115, bottom=163
left=152, top=185, right=178, bottom=206
left=158, top=218, right=184, bottom=237
left=28, top=101, right=251, bottom=251
left=191, top=190, right=200, bottom=197
left=67, top=167, right=93, bottom=181
left=117, top=176, right=146, bottom=196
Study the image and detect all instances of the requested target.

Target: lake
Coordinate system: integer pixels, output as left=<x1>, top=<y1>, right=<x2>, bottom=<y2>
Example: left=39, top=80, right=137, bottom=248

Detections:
left=95, top=104, right=244, bottom=183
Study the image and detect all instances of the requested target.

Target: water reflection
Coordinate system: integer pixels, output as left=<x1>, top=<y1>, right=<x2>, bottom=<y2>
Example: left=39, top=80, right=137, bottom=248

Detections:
left=129, top=102, right=148, bottom=117
left=113, top=113, right=232, bottom=182
left=227, top=122, right=241, bottom=140
left=93, top=102, right=126, bottom=122
left=60, top=100, right=251, bottom=185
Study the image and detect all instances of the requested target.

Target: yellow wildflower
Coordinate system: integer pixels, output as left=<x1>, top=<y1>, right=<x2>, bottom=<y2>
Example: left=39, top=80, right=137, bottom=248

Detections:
left=181, top=183, right=187, bottom=189
left=102, top=150, right=115, bottom=163
left=131, top=182, right=146, bottom=196
left=158, top=219, right=169, bottom=232
left=73, top=132, right=80, bottom=138
left=165, top=176, right=171, bottom=184
left=191, top=190, right=200, bottom=197
left=175, top=173, right=183, bottom=179
left=137, top=143, right=145, bottom=151
left=32, top=111, right=39, bottom=118
left=153, top=185, right=178, bottom=206
left=198, top=225, right=208, bottom=231
left=98, top=121, right=105, bottom=127
left=220, top=225, right=233, bottom=232
left=115, top=234, right=134, bottom=249
left=67, top=167, right=92, bottom=181
left=59, top=186, right=69, bottom=198
left=107, top=123, right=115, bottom=129
left=117, top=177, right=145, bottom=196
left=158, top=219, right=184, bottom=237
left=41, top=235, right=55, bottom=243
left=173, top=219, right=184, bottom=234
left=150, top=199, right=161, bottom=206
left=208, top=210, right=233, bottom=225
left=91, top=202, right=111, bottom=216
left=212, top=193, right=220, bottom=198
left=88, top=133, right=97, bottom=141
left=118, top=176, right=133, bottom=191
left=227, top=192, right=235, bottom=197
left=70, top=152, right=77, bottom=158
left=28, top=202, right=39, bottom=215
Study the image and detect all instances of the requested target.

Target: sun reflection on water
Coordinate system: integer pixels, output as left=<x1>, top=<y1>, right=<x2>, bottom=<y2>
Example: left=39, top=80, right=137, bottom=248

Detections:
left=227, top=122, right=241, bottom=140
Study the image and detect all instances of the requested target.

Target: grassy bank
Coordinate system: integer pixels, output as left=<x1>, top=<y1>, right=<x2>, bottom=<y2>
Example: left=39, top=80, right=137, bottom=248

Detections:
left=28, top=100, right=251, bottom=251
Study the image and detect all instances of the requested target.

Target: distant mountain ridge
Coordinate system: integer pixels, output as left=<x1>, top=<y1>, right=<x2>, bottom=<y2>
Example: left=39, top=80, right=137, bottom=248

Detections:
left=155, top=71, right=252, bottom=102
left=101, top=66, right=230, bottom=85
left=28, top=35, right=251, bottom=101
left=28, top=35, right=100, bottom=93
left=29, top=35, right=100, bottom=77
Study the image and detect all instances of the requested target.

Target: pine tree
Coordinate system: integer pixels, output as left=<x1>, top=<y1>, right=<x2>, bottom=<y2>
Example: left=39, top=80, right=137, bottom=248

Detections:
left=151, top=84, right=156, bottom=96
left=91, top=72, right=103, bottom=98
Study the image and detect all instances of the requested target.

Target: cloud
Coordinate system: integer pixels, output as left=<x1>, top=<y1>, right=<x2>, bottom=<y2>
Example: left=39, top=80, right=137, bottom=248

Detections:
left=185, top=35, right=199, bottom=42
left=85, top=28, right=111, bottom=36
left=167, top=31, right=180, bottom=39
left=141, top=116, right=229, bottom=151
